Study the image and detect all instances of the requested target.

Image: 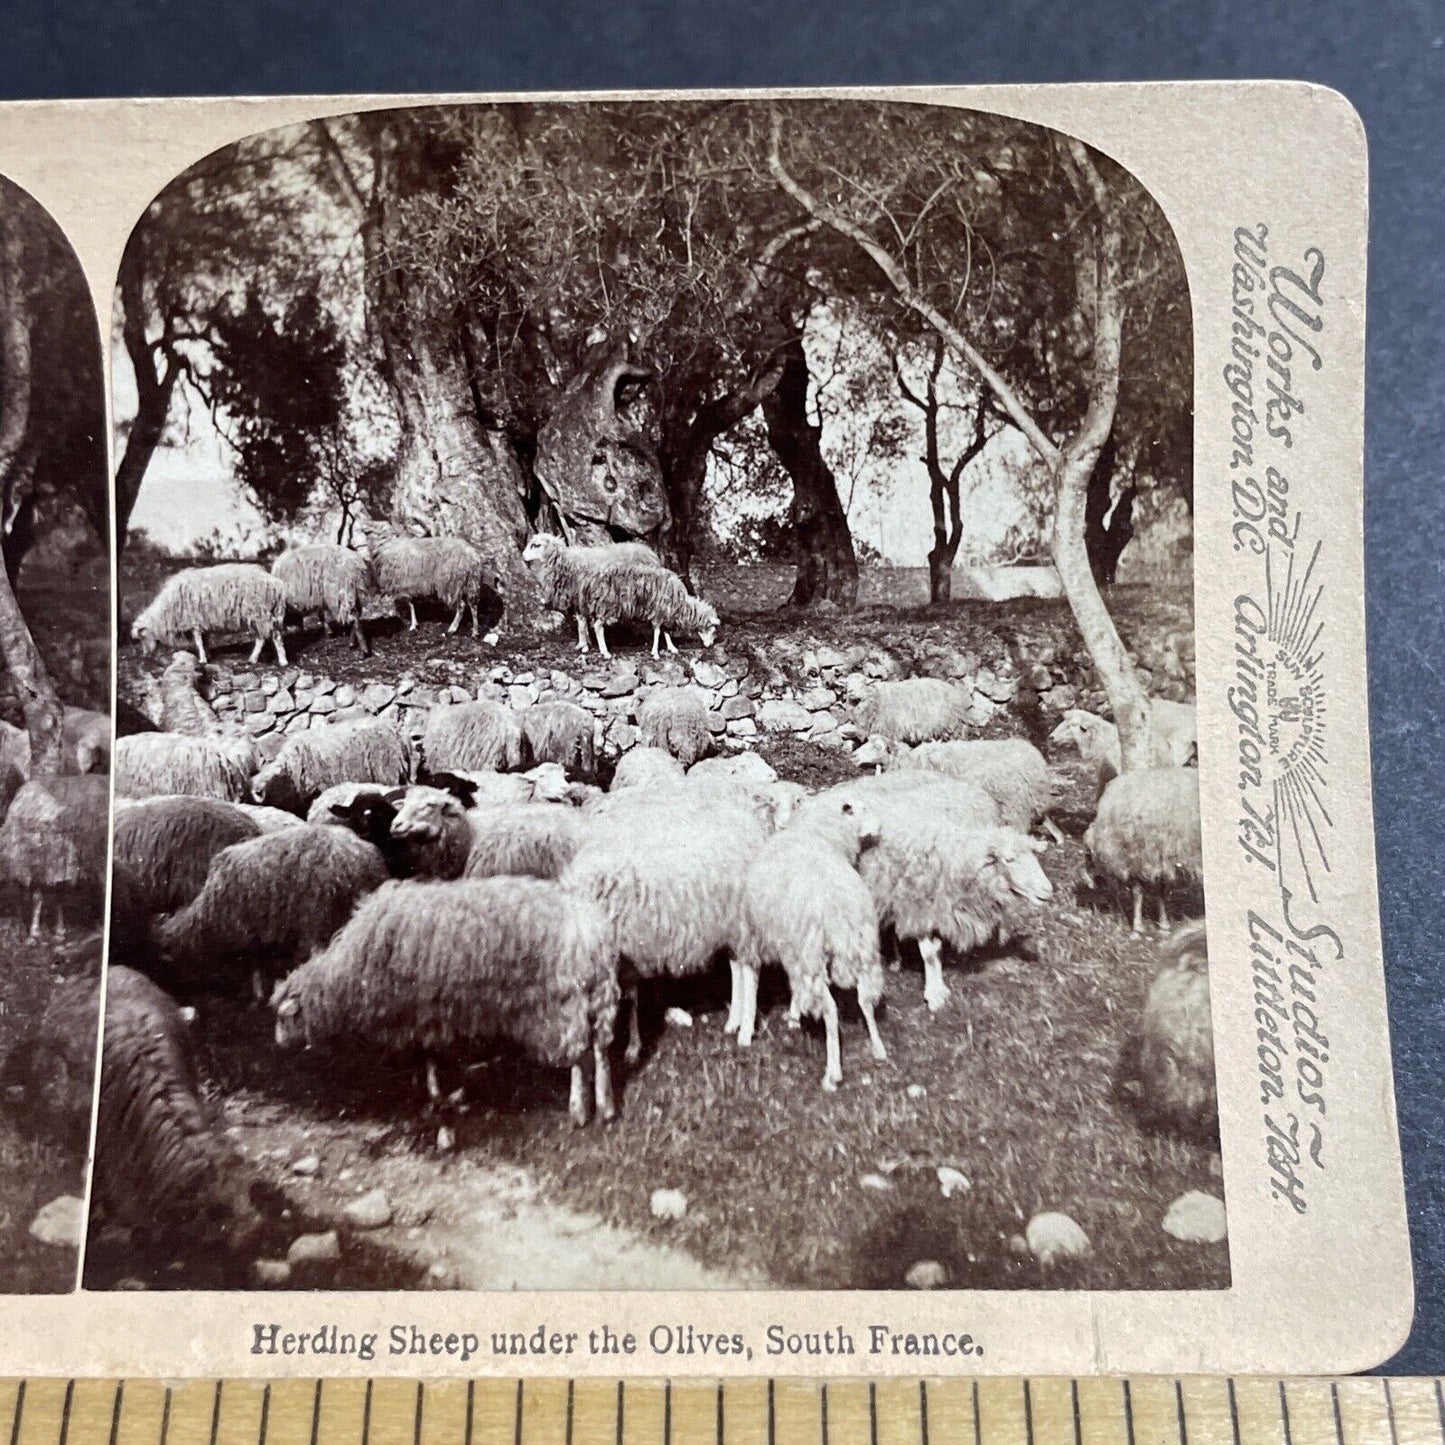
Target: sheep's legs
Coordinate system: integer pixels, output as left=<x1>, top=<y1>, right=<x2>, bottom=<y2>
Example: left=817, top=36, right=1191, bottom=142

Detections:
left=650, top=624, right=662, bottom=660
left=575, top=616, right=589, bottom=653
left=623, top=982, right=642, bottom=1065
left=786, top=993, right=802, bottom=1030
left=192, top=629, right=208, bottom=664
left=272, top=632, right=288, bottom=666
left=1042, top=815, right=1066, bottom=845
left=820, top=991, right=843, bottom=1092
left=568, top=1065, right=589, bottom=1127
left=663, top=631, right=678, bottom=655
left=424, top=1056, right=442, bottom=1104
left=53, top=900, right=66, bottom=944
left=351, top=619, right=370, bottom=657
left=407, top=599, right=419, bottom=631
left=1131, top=884, right=1145, bottom=937
left=737, top=965, right=759, bottom=1048
left=724, top=960, right=744, bottom=1034
left=593, top=1043, right=615, bottom=1122
left=859, top=994, right=887, bottom=1062
left=592, top=620, right=612, bottom=659
left=447, top=601, right=464, bottom=635
left=27, top=892, right=42, bottom=941
left=919, top=937, right=949, bottom=1013
left=1157, top=894, right=1170, bottom=932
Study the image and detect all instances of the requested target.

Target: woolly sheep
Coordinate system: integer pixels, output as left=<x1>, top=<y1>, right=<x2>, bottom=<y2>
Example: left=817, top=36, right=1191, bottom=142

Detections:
left=383, top=785, right=475, bottom=881
left=271, top=544, right=374, bottom=655
left=252, top=717, right=413, bottom=814
left=425, top=763, right=572, bottom=809
left=853, top=735, right=1062, bottom=840
left=420, top=700, right=528, bottom=775
left=847, top=676, right=971, bottom=744
left=90, top=966, right=260, bottom=1246
left=735, top=795, right=884, bottom=1090
left=371, top=533, right=494, bottom=639
left=519, top=700, right=597, bottom=778
left=115, top=731, right=259, bottom=803
left=0, top=774, right=109, bottom=938
left=112, top=796, right=262, bottom=917
left=130, top=563, right=288, bottom=665
left=463, top=803, right=585, bottom=881
left=1049, top=701, right=1198, bottom=779
left=815, top=769, right=1002, bottom=832
left=157, top=652, right=222, bottom=737
left=638, top=687, right=714, bottom=767
left=687, top=752, right=779, bottom=787
left=521, top=533, right=664, bottom=651
left=153, top=824, right=390, bottom=996
left=609, top=745, right=685, bottom=791
left=272, top=876, right=620, bottom=1126
left=856, top=809, right=1053, bottom=1013
left=231, top=803, right=308, bottom=833
left=1083, top=768, right=1203, bottom=936
left=1114, top=919, right=1216, bottom=1142
left=574, top=563, right=719, bottom=659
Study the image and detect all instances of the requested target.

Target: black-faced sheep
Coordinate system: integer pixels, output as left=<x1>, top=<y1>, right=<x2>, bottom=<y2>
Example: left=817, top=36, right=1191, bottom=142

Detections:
left=735, top=795, right=884, bottom=1090
left=420, top=700, right=528, bottom=775
left=520, top=533, right=664, bottom=651
left=112, top=796, right=263, bottom=916
left=115, top=731, right=260, bottom=803
left=638, top=687, right=714, bottom=767
left=384, top=785, right=475, bottom=881
left=425, top=763, right=572, bottom=809
left=1115, top=920, right=1216, bottom=1142
left=370, top=533, right=495, bottom=640
left=252, top=717, right=413, bottom=814
left=271, top=876, right=621, bottom=1126
left=1083, top=767, right=1203, bottom=936
left=574, top=564, right=719, bottom=659
left=0, top=774, right=109, bottom=938
left=131, top=563, right=288, bottom=665
left=847, top=676, right=971, bottom=744
left=1049, top=701, right=1198, bottom=781
left=519, top=700, right=597, bottom=778
left=463, top=803, right=586, bottom=881
left=152, top=824, right=390, bottom=996
left=90, top=966, right=260, bottom=1247
left=271, top=544, right=374, bottom=655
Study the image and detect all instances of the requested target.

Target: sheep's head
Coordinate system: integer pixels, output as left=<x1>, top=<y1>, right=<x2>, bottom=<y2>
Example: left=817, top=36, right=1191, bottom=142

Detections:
left=326, top=789, right=402, bottom=849
left=131, top=619, right=158, bottom=655
left=522, top=533, right=564, bottom=566
left=524, top=762, right=571, bottom=803
left=844, top=674, right=871, bottom=704
left=390, top=786, right=466, bottom=842
left=1049, top=709, right=1104, bottom=753
left=271, top=980, right=305, bottom=1048
left=851, top=735, right=898, bottom=771
left=986, top=831, right=1054, bottom=905
left=685, top=597, right=719, bottom=647
left=252, top=763, right=301, bottom=814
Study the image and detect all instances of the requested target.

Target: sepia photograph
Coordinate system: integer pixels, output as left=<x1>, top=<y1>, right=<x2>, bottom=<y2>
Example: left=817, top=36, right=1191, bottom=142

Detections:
left=92, top=97, right=1220, bottom=1296
left=0, top=173, right=112, bottom=1292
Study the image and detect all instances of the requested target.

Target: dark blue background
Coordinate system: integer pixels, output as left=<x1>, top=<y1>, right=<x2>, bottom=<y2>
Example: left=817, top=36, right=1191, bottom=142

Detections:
left=2, top=0, right=1439, bottom=1372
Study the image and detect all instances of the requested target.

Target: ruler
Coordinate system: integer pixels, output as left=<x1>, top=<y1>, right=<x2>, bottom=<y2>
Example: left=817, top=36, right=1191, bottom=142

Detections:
left=1, top=1378, right=1441, bottom=1445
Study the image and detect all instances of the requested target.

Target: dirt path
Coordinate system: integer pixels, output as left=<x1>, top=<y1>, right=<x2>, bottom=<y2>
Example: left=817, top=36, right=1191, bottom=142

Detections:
left=227, top=1096, right=763, bottom=1291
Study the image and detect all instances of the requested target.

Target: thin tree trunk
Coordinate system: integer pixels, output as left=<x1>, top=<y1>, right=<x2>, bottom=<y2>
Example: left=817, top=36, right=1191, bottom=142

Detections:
left=1085, top=433, right=1136, bottom=586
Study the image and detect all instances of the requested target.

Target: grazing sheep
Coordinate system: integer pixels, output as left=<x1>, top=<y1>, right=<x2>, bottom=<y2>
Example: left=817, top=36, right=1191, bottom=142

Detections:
left=847, top=676, right=971, bottom=745
left=853, top=735, right=1062, bottom=839
left=157, top=652, right=222, bottom=737
left=1115, top=920, right=1216, bottom=1142
left=91, top=966, right=259, bottom=1246
left=638, top=687, right=714, bottom=767
left=574, top=563, right=719, bottom=659
left=1049, top=700, right=1198, bottom=779
left=153, top=824, right=390, bottom=996
left=609, top=746, right=685, bottom=791
left=112, top=796, right=262, bottom=916
left=371, top=533, right=493, bottom=639
left=420, top=700, right=528, bottom=775
left=0, top=774, right=109, bottom=938
left=130, top=563, right=288, bottom=665
left=735, top=795, right=884, bottom=1090
left=1083, top=768, right=1203, bottom=936
left=115, top=731, right=259, bottom=803
left=252, top=718, right=412, bottom=814
left=271, top=544, right=374, bottom=655
left=519, top=701, right=597, bottom=777
left=271, top=876, right=621, bottom=1126
left=521, top=533, right=664, bottom=651
left=857, top=813, right=1053, bottom=1013
left=463, top=803, right=586, bottom=881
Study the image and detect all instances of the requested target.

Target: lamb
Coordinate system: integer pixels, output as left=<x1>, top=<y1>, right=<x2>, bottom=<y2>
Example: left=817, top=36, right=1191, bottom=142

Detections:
left=853, top=735, right=1063, bottom=840
left=1083, top=768, right=1203, bottom=935
left=519, top=700, right=597, bottom=778
left=271, top=544, right=374, bottom=655
left=370, top=532, right=494, bottom=639
left=251, top=717, right=413, bottom=814
left=734, top=795, right=884, bottom=1090
left=1049, top=701, right=1198, bottom=780
left=130, top=563, right=288, bottom=665
left=90, top=966, right=260, bottom=1247
left=609, top=745, right=685, bottom=791
left=0, top=774, right=109, bottom=938
left=463, top=803, right=586, bottom=881
left=114, top=730, right=259, bottom=803
left=271, top=876, right=621, bottom=1126
left=112, top=795, right=262, bottom=916
left=637, top=687, right=714, bottom=767
left=573, top=563, right=719, bottom=659
left=153, top=824, right=390, bottom=996
left=157, top=652, right=223, bottom=737
left=847, top=675, right=971, bottom=744
left=1114, top=920, right=1216, bottom=1142
left=521, top=532, right=664, bottom=651
left=420, top=700, right=528, bottom=775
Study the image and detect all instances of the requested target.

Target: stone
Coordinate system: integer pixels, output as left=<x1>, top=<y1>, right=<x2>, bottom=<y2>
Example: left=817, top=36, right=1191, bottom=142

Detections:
left=724, top=656, right=752, bottom=680
left=1025, top=1211, right=1090, bottom=1265
left=663, top=1007, right=694, bottom=1028
left=313, top=676, right=336, bottom=696
left=394, top=677, right=415, bottom=696
left=362, top=683, right=396, bottom=710
left=295, top=674, right=315, bottom=692
left=270, top=688, right=295, bottom=713
left=287, top=1231, right=342, bottom=1266
left=343, top=1189, right=394, bottom=1230
left=601, top=672, right=639, bottom=698
left=800, top=686, right=838, bottom=711
left=28, top=1195, right=83, bottom=1248
left=334, top=684, right=357, bottom=708
left=581, top=672, right=609, bottom=692
left=310, top=694, right=337, bottom=715
left=251, top=1259, right=292, bottom=1287
left=936, top=1167, right=971, bottom=1199
left=719, top=678, right=739, bottom=698
left=721, top=695, right=756, bottom=721
left=243, top=690, right=267, bottom=714
left=244, top=713, right=276, bottom=736
left=607, top=722, right=640, bottom=751
left=284, top=715, right=311, bottom=733
left=905, top=1260, right=949, bottom=1290
left=725, top=717, right=758, bottom=738
left=261, top=675, right=279, bottom=696
left=691, top=660, right=728, bottom=690
left=1161, top=1191, right=1227, bottom=1244
left=974, top=668, right=1016, bottom=704
left=706, top=713, right=727, bottom=735
left=1027, top=664, right=1053, bottom=691
left=649, top=1188, right=688, bottom=1221
left=758, top=698, right=813, bottom=734
left=291, top=1155, right=320, bottom=1177
left=808, top=711, right=838, bottom=738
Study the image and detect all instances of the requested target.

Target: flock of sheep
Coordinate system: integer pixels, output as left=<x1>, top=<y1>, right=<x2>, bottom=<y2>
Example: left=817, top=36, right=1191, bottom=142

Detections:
left=91, top=533, right=1213, bottom=1264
